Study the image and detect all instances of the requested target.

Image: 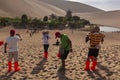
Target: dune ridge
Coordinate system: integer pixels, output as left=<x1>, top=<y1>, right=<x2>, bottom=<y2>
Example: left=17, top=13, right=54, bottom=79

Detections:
left=0, top=0, right=65, bottom=18
left=0, top=0, right=103, bottom=18
left=40, top=0, right=104, bottom=13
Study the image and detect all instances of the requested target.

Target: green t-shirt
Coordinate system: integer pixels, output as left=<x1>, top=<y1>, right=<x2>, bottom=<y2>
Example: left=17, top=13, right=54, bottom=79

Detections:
left=60, top=34, right=71, bottom=50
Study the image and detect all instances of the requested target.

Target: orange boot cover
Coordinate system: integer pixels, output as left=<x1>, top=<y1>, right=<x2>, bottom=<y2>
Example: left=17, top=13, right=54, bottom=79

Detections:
left=91, top=60, right=97, bottom=71
left=44, top=52, right=48, bottom=58
left=8, top=61, right=12, bottom=72
left=84, top=60, right=90, bottom=71
left=14, top=62, right=20, bottom=72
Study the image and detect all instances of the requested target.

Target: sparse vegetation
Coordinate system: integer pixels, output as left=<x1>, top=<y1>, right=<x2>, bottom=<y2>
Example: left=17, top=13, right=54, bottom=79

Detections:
left=21, top=14, right=28, bottom=27
left=0, top=11, right=91, bottom=30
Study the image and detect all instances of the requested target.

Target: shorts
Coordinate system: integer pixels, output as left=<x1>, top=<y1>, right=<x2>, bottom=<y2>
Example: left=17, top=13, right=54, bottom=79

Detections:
left=88, top=48, right=99, bottom=57
left=8, top=52, right=18, bottom=62
left=60, top=50, right=69, bottom=60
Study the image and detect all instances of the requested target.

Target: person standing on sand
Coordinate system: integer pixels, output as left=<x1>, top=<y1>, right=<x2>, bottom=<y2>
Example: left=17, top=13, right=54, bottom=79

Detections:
left=42, top=31, right=50, bottom=59
left=84, top=26, right=105, bottom=71
left=55, top=32, right=72, bottom=68
left=4, top=29, right=22, bottom=72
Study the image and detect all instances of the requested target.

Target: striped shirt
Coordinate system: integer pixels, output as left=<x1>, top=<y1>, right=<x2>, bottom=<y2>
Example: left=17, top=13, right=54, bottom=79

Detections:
left=86, top=32, right=105, bottom=48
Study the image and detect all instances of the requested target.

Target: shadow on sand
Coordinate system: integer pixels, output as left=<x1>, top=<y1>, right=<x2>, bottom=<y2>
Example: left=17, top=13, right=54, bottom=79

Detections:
left=97, top=62, right=114, bottom=76
left=0, top=71, right=15, bottom=80
left=57, top=67, right=72, bottom=80
left=87, top=62, right=114, bottom=80
left=31, top=58, right=47, bottom=74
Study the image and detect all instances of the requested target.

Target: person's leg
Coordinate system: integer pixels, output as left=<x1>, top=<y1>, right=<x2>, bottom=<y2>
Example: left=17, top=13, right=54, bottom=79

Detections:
left=44, top=44, right=49, bottom=58
left=43, top=44, right=46, bottom=58
left=13, top=52, right=20, bottom=72
left=84, top=57, right=90, bottom=70
left=60, top=50, right=69, bottom=68
left=8, top=52, right=13, bottom=72
left=84, top=48, right=93, bottom=70
left=91, top=57, right=97, bottom=70
left=57, top=47, right=63, bottom=58
left=91, top=49, right=99, bottom=71
left=61, top=59, right=65, bottom=68
left=46, top=44, right=49, bottom=52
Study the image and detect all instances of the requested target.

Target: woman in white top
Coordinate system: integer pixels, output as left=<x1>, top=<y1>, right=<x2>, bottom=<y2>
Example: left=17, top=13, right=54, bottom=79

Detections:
left=42, top=31, right=50, bottom=59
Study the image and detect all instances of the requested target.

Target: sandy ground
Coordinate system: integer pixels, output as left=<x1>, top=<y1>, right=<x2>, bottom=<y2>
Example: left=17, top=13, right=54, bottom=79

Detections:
left=0, top=28, right=120, bottom=80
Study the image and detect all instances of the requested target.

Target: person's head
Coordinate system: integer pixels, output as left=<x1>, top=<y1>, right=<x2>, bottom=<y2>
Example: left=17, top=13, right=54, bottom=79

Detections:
left=42, top=31, right=49, bottom=36
left=55, top=32, right=61, bottom=38
left=46, top=31, right=49, bottom=34
left=10, top=29, right=15, bottom=36
left=92, top=26, right=100, bottom=33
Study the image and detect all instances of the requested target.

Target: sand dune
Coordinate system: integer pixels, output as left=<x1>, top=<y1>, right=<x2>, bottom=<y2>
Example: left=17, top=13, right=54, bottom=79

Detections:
left=40, top=0, right=104, bottom=13
left=0, top=0, right=65, bottom=18
left=74, top=10, right=120, bottom=28
left=0, top=0, right=103, bottom=18
left=0, top=28, right=120, bottom=80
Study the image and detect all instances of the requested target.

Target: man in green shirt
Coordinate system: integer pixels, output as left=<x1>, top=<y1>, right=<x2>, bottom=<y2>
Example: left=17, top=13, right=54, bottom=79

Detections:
left=55, top=32, right=72, bottom=68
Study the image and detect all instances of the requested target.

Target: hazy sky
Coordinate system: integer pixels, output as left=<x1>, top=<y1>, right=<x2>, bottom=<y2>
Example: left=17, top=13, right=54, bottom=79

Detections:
left=66, top=0, right=120, bottom=11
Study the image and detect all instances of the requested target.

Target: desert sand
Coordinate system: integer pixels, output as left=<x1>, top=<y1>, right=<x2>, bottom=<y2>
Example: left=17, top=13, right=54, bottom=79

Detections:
left=0, top=27, right=120, bottom=80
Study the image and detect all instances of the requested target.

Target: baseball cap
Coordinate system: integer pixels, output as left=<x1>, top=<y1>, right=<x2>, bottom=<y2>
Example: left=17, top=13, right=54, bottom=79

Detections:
left=10, top=29, right=16, bottom=34
left=55, top=32, right=60, bottom=38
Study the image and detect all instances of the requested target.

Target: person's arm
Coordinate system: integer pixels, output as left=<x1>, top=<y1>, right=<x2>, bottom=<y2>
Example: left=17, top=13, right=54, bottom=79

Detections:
left=4, top=43, right=7, bottom=53
left=69, top=39, right=72, bottom=49
left=48, top=36, right=51, bottom=39
left=101, top=34, right=105, bottom=44
left=16, top=34, right=22, bottom=41
left=68, top=39, right=72, bottom=52
left=101, top=37, right=104, bottom=44
left=85, top=35, right=90, bottom=43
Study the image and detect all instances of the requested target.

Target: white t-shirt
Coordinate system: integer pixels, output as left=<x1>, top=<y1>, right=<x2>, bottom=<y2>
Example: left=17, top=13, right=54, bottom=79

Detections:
left=42, top=34, right=50, bottom=44
left=6, top=36, right=20, bottom=52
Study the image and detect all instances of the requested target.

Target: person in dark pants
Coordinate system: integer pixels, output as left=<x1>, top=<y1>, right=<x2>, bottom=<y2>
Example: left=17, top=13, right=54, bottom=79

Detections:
left=55, top=32, right=72, bottom=68
left=42, top=31, right=50, bottom=59
left=84, top=26, right=105, bottom=71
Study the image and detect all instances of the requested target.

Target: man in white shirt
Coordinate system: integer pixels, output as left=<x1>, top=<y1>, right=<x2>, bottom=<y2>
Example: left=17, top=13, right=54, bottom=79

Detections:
left=4, top=29, right=22, bottom=72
